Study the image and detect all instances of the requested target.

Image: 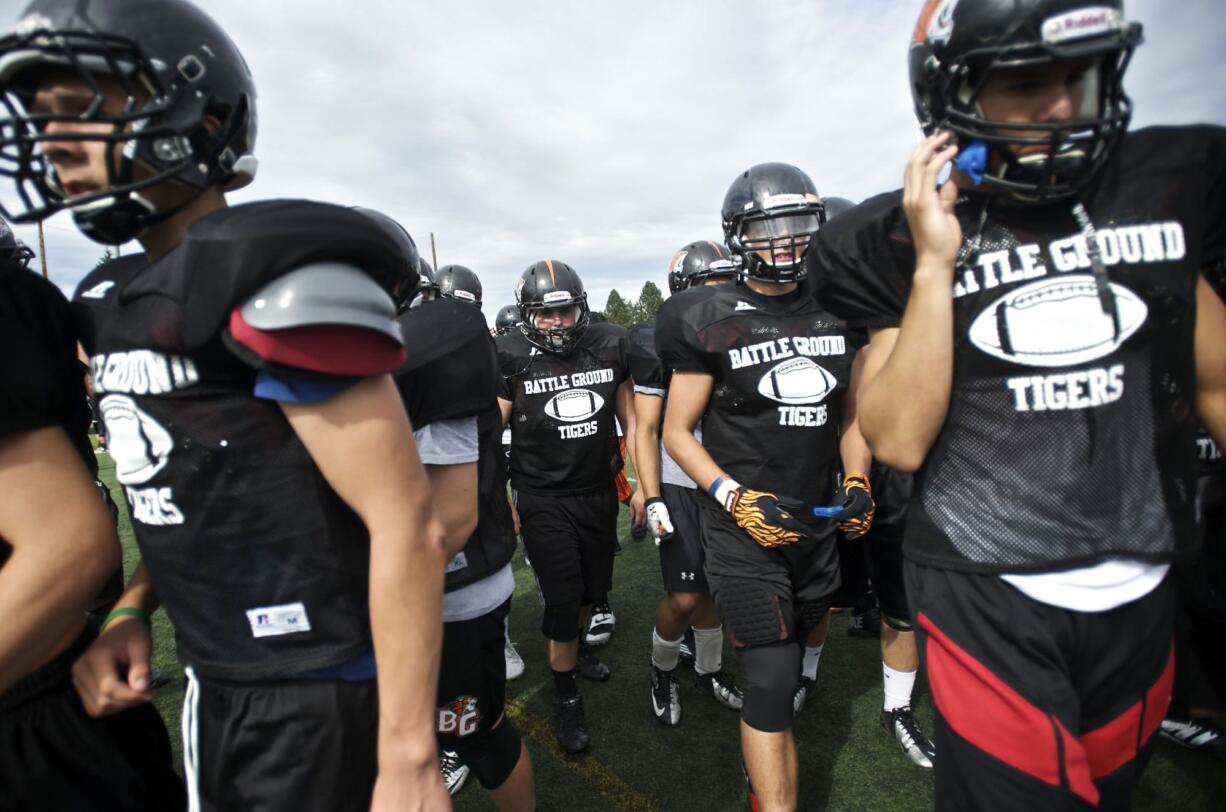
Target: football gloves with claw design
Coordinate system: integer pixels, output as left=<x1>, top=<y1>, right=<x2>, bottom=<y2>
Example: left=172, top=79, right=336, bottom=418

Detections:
left=724, top=487, right=810, bottom=549
left=834, top=473, right=874, bottom=538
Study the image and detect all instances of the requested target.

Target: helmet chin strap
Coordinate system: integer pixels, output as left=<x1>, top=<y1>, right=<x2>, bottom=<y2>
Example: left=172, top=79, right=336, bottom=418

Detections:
left=1070, top=200, right=1121, bottom=339
left=72, top=185, right=205, bottom=247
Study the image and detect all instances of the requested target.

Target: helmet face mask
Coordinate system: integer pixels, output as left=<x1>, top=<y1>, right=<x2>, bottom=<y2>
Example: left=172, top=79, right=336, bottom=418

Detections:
left=722, top=163, right=824, bottom=284
left=0, top=0, right=257, bottom=243
left=515, top=259, right=589, bottom=355
left=910, top=0, right=1141, bottom=202
left=0, top=214, right=34, bottom=268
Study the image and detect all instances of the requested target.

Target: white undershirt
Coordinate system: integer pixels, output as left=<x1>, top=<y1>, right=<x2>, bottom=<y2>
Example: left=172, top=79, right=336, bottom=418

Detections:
left=1000, top=558, right=1169, bottom=612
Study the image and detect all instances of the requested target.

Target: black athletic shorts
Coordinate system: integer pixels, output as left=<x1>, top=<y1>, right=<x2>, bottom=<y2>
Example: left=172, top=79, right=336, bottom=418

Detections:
left=183, top=669, right=378, bottom=812
left=437, top=598, right=511, bottom=748
left=0, top=634, right=184, bottom=811
left=832, top=524, right=909, bottom=623
left=660, top=484, right=709, bottom=594
left=698, top=497, right=840, bottom=648
left=517, top=486, right=618, bottom=606
left=907, top=561, right=1174, bottom=811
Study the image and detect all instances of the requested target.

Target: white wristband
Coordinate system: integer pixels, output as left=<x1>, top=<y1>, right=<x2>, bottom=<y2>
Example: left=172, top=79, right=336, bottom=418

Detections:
left=709, top=477, right=742, bottom=512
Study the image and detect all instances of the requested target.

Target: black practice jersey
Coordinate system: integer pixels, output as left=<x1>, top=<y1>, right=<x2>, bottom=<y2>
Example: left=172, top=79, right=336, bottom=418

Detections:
left=497, top=322, right=630, bottom=495
left=0, top=263, right=94, bottom=566
left=810, top=126, right=1226, bottom=573
left=628, top=320, right=666, bottom=394
left=71, top=200, right=408, bottom=681
left=395, top=299, right=515, bottom=592
left=655, top=281, right=863, bottom=509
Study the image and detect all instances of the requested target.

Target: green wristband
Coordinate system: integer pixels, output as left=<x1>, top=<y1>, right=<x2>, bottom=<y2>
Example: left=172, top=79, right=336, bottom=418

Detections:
left=99, top=606, right=151, bottom=634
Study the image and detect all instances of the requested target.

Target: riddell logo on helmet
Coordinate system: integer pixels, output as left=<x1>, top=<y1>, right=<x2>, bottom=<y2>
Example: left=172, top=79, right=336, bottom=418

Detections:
left=1042, top=7, right=1123, bottom=44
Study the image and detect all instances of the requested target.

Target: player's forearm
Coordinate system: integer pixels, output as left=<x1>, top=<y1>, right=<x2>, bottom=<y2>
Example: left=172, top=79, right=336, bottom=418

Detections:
left=839, top=418, right=873, bottom=480
left=635, top=422, right=663, bottom=499
left=664, top=425, right=723, bottom=494
left=368, top=513, right=446, bottom=769
left=111, top=561, right=161, bottom=616
left=860, top=264, right=954, bottom=471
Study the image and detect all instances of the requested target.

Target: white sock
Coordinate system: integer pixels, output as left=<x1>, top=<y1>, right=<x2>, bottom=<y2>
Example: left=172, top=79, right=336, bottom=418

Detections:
left=883, top=663, right=917, bottom=712
left=802, top=644, right=824, bottom=680
left=693, top=626, right=724, bottom=675
left=652, top=628, right=682, bottom=671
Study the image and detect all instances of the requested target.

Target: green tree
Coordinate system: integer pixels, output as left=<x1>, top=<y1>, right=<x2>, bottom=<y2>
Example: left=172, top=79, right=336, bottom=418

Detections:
left=604, top=289, right=636, bottom=326
left=94, top=248, right=114, bottom=268
left=636, top=280, right=664, bottom=321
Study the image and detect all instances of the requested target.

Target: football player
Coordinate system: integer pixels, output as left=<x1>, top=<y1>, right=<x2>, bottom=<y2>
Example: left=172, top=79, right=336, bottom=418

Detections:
left=630, top=240, right=744, bottom=726
left=495, top=304, right=522, bottom=337
left=0, top=1, right=450, bottom=809
left=437, top=264, right=484, bottom=309
left=392, top=240, right=535, bottom=808
left=496, top=260, right=636, bottom=753
left=0, top=219, right=184, bottom=808
left=809, top=0, right=1226, bottom=807
left=657, top=163, right=874, bottom=811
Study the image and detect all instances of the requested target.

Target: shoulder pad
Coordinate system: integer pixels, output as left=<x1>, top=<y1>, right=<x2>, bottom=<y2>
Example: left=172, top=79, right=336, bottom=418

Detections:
left=397, top=298, right=490, bottom=373
left=239, top=262, right=401, bottom=343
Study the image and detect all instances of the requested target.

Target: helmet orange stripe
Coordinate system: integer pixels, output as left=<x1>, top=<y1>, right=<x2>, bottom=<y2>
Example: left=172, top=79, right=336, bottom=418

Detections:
left=913, top=0, right=944, bottom=43
left=545, top=258, right=556, bottom=285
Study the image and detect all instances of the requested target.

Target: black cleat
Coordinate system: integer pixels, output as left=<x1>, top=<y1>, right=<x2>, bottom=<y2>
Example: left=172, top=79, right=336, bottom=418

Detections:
left=577, top=644, right=611, bottom=682
left=1160, top=717, right=1226, bottom=758
left=651, top=664, right=682, bottom=725
left=847, top=605, right=882, bottom=638
left=696, top=670, right=744, bottom=711
left=678, top=627, right=696, bottom=669
left=792, top=676, right=816, bottom=717
left=555, top=695, right=591, bottom=753
left=881, top=706, right=936, bottom=768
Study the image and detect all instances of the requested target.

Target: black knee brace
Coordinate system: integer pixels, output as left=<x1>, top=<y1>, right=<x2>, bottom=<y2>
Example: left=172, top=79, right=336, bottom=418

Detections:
left=717, top=580, right=794, bottom=647
left=454, top=717, right=524, bottom=790
left=541, top=600, right=582, bottom=642
left=739, top=642, right=801, bottom=733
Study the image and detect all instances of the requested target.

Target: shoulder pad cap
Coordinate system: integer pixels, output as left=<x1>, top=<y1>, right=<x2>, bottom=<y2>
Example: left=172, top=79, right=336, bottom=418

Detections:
left=239, top=262, right=402, bottom=344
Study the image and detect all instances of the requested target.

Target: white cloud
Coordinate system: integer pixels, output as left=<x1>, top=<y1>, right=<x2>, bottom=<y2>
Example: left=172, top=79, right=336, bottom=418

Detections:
left=8, top=0, right=1224, bottom=313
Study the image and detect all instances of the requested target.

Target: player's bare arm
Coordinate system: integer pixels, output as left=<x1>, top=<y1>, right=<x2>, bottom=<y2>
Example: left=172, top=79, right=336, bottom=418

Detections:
left=281, top=375, right=450, bottom=810
left=0, top=426, right=119, bottom=695
left=616, top=379, right=645, bottom=526
left=859, top=132, right=961, bottom=471
left=633, top=392, right=665, bottom=500
left=1195, top=273, right=1226, bottom=448
left=662, top=370, right=723, bottom=489
left=72, top=561, right=161, bottom=715
left=425, top=461, right=478, bottom=559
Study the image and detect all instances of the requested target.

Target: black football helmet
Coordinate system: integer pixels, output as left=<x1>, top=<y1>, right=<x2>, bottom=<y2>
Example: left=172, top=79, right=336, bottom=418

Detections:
left=417, top=256, right=439, bottom=303
left=351, top=207, right=421, bottom=314
left=722, top=163, right=824, bottom=284
left=0, top=215, right=34, bottom=269
left=436, top=264, right=483, bottom=309
left=516, top=259, right=589, bottom=354
left=821, top=197, right=856, bottom=221
left=494, top=304, right=520, bottom=336
left=909, top=0, right=1141, bottom=202
left=0, top=0, right=258, bottom=243
left=666, top=240, right=740, bottom=293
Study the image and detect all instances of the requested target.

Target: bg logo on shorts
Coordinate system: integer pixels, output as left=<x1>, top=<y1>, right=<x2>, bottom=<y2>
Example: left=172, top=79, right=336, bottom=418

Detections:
left=437, top=695, right=482, bottom=737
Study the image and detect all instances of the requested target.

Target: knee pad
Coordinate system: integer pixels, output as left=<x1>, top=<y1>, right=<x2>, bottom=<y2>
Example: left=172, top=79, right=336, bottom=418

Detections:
left=717, top=580, right=795, bottom=647
left=739, top=643, right=800, bottom=733
left=883, top=613, right=914, bottom=632
left=454, top=717, right=523, bottom=790
left=541, top=601, right=582, bottom=642
left=795, top=599, right=830, bottom=641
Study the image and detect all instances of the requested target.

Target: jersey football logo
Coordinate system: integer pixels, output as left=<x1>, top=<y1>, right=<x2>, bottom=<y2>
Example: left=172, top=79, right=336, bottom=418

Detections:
left=968, top=275, right=1147, bottom=367
left=544, top=388, right=606, bottom=422
left=99, top=394, right=174, bottom=484
left=757, top=357, right=837, bottom=405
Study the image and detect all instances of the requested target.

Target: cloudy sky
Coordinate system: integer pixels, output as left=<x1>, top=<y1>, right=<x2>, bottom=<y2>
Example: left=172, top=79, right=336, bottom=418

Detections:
left=9, top=0, right=1226, bottom=317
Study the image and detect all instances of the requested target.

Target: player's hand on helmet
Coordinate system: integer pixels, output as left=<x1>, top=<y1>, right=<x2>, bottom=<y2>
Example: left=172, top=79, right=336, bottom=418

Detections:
left=903, top=131, right=963, bottom=273
left=834, top=473, right=875, bottom=539
left=71, top=612, right=156, bottom=717
left=712, top=478, right=810, bottom=548
left=645, top=497, right=675, bottom=544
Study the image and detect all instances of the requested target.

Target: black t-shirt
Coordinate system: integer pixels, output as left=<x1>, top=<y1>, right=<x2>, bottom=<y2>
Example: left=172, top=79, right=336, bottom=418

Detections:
left=395, top=299, right=514, bottom=592
left=655, top=280, right=864, bottom=509
left=809, top=125, right=1226, bottom=573
left=0, top=263, right=94, bottom=566
left=497, top=322, right=630, bottom=495
left=627, top=319, right=666, bottom=394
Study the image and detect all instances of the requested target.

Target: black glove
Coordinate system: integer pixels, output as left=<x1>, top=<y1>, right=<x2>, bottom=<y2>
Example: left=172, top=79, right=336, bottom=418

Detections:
left=834, top=473, right=874, bottom=538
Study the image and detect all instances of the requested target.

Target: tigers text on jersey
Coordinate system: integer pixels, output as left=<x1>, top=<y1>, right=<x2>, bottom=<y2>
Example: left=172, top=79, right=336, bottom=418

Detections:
left=654, top=280, right=863, bottom=508
left=497, top=322, right=630, bottom=495
left=810, top=125, right=1226, bottom=573
left=70, top=200, right=408, bottom=681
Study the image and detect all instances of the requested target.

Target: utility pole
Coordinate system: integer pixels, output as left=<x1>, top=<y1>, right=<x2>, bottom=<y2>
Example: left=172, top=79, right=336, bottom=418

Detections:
left=37, top=219, right=47, bottom=278
left=430, top=232, right=438, bottom=272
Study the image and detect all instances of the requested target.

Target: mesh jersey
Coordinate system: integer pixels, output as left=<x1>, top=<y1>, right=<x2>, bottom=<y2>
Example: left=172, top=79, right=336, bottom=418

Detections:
left=810, top=125, right=1226, bottom=573
left=497, top=322, right=630, bottom=495
left=627, top=319, right=697, bottom=489
left=0, top=264, right=95, bottom=566
left=395, top=299, right=515, bottom=592
left=70, top=200, right=408, bottom=681
left=655, top=281, right=863, bottom=510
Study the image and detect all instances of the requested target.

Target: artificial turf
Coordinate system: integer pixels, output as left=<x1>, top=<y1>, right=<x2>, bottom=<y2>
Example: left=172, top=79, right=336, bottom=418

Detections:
left=96, top=454, right=1225, bottom=810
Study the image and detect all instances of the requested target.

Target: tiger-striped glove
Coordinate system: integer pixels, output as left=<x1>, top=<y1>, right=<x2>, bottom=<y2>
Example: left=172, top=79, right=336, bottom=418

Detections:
left=835, top=473, right=874, bottom=539
left=709, top=477, right=809, bottom=549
